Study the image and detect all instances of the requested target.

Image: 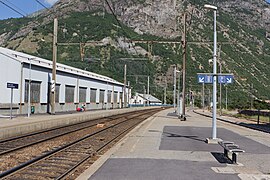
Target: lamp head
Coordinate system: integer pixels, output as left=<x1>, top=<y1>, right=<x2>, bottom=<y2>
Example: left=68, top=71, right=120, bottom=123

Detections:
left=204, top=4, right=217, bottom=10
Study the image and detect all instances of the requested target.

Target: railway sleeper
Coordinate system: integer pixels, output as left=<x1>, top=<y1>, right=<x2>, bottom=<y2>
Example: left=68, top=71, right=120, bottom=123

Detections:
left=49, top=156, right=80, bottom=162
left=63, top=149, right=92, bottom=154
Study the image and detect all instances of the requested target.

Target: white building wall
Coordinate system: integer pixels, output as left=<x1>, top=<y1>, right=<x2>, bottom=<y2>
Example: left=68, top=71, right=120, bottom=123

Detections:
left=0, top=47, right=127, bottom=114
left=0, top=54, right=22, bottom=104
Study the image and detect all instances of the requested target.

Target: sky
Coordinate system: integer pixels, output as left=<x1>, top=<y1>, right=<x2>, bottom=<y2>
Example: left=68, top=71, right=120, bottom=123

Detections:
left=0, top=0, right=58, bottom=20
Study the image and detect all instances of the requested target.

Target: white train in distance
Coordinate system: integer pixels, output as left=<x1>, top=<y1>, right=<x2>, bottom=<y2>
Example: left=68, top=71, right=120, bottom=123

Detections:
left=0, top=47, right=129, bottom=115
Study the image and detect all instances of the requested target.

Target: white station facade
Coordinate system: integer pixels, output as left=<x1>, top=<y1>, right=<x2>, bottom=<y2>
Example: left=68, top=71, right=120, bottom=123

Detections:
left=0, top=47, right=128, bottom=115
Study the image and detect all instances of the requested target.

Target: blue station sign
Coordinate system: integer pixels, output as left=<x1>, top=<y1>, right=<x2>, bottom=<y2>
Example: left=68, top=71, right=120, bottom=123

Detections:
left=198, top=74, right=213, bottom=84
left=197, top=74, right=234, bottom=84
left=218, top=75, right=233, bottom=84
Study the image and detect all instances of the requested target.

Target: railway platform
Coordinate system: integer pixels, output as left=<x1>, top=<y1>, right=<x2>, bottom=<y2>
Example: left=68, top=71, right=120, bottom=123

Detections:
left=77, top=108, right=270, bottom=180
left=0, top=107, right=157, bottom=139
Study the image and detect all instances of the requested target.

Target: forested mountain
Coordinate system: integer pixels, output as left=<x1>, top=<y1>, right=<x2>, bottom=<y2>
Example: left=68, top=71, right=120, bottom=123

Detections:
left=1, top=0, right=270, bottom=109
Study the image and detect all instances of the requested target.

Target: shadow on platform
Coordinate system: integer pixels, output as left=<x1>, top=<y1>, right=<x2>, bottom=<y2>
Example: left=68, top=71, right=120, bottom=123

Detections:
left=162, top=131, right=207, bottom=143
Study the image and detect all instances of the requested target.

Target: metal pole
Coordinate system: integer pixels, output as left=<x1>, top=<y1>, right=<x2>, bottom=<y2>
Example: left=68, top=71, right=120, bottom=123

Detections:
left=181, top=13, right=187, bottom=120
left=173, top=66, right=176, bottom=110
left=112, top=84, right=114, bottom=109
left=128, top=81, right=130, bottom=107
left=202, top=83, right=205, bottom=112
left=218, top=45, right=222, bottom=116
left=165, top=76, right=167, bottom=105
left=212, top=10, right=217, bottom=139
left=177, top=71, right=181, bottom=115
left=250, top=83, right=253, bottom=109
left=27, top=60, right=31, bottom=118
left=51, top=18, right=58, bottom=115
left=208, top=88, right=211, bottom=109
left=124, top=64, right=127, bottom=108
left=106, top=82, right=108, bottom=110
left=147, top=76, right=150, bottom=106
left=19, top=63, right=23, bottom=115
left=163, top=87, right=166, bottom=105
left=143, top=86, right=146, bottom=107
left=225, top=86, right=228, bottom=110
left=10, top=88, right=13, bottom=119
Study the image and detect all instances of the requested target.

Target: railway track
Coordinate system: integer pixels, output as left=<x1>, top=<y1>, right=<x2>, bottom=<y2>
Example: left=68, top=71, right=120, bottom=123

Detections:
left=0, top=111, right=140, bottom=156
left=194, top=110, right=270, bottom=134
left=0, top=108, right=163, bottom=179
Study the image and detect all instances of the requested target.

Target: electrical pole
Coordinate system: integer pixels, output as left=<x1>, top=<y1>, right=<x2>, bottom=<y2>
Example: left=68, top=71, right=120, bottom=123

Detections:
left=177, top=70, right=181, bottom=115
left=181, top=13, right=187, bottom=120
left=128, top=81, right=130, bottom=106
left=164, top=76, right=167, bottom=105
left=147, top=76, right=150, bottom=106
left=124, top=64, right=127, bottom=108
left=143, top=85, right=146, bottom=107
left=27, top=59, right=32, bottom=117
left=51, top=18, right=57, bottom=115
left=173, top=65, right=176, bottom=111
left=250, top=83, right=253, bottom=109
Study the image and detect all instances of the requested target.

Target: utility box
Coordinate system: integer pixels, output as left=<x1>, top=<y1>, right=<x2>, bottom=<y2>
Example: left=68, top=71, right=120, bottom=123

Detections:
left=31, top=106, right=35, bottom=114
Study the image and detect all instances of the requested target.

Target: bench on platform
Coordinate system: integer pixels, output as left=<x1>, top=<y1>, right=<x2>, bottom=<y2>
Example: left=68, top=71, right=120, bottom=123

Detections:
left=218, top=141, right=245, bottom=164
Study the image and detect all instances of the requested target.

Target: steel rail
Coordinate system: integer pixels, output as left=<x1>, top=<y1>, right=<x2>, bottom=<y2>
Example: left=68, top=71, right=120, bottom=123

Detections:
left=0, top=109, right=151, bottom=155
left=56, top=110, right=156, bottom=179
left=0, top=108, right=161, bottom=179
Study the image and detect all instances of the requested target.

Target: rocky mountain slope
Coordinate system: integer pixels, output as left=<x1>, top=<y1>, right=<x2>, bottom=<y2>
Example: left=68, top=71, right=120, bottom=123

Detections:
left=0, top=0, right=270, bottom=108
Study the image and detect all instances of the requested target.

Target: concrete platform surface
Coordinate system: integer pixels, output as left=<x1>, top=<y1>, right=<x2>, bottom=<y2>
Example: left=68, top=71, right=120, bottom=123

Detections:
left=77, top=108, right=270, bottom=180
left=0, top=107, right=157, bottom=139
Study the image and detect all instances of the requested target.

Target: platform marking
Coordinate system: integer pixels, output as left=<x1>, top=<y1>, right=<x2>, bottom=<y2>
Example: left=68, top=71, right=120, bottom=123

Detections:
left=130, top=116, right=156, bottom=153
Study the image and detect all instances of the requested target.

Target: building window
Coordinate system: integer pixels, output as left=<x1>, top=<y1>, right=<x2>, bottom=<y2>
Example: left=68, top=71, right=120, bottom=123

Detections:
left=114, top=91, right=118, bottom=103
left=99, top=89, right=105, bottom=103
left=79, top=87, right=87, bottom=103
left=24, top=80, right=41, bottom=103
left=107, top=90, right=112, bottom=103
left=65, top=85, right=75, bottom=103
left=90, top=88, right=97, bottom=103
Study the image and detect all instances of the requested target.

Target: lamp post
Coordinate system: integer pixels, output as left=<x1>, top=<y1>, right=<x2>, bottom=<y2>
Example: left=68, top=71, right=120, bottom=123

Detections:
left=27, top=58, right=32, bottom=118
left=176, top=70, right=181, bottom=116
left=204, top=4, right=218, bottom=140
left=173, top=66, right=176, bottom=111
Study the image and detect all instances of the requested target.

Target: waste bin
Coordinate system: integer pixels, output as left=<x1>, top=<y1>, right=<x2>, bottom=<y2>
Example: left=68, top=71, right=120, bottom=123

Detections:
left=31, top=106, right=35, bottom=114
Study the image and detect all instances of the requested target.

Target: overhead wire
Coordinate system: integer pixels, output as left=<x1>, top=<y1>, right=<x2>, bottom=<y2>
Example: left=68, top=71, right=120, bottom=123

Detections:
left=0, top=0, right=60, bottom=40
left=104, top=0, right=139, bottom=55
left=4, top=0, right=28, bottom=16
left=34, top=0, right=49, bottom=10
left=0, top=1, right=56, bottom=55
left=0, top=0, right=26, bottom=17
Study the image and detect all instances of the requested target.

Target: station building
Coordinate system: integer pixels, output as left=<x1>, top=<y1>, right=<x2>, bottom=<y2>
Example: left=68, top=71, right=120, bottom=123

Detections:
left=130, top=93, right=162, bottom=106
left=0, top=47, right=128, bottom=115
